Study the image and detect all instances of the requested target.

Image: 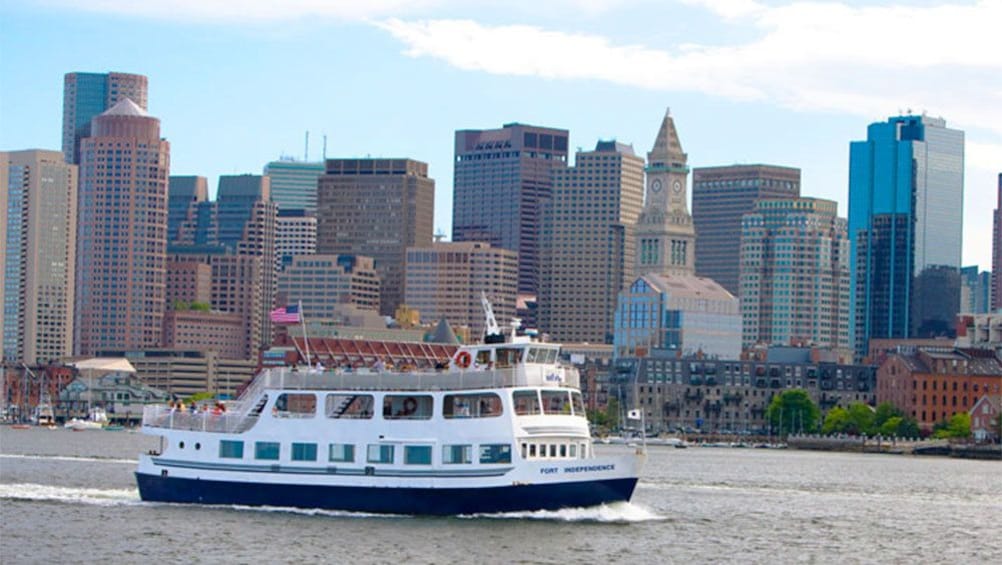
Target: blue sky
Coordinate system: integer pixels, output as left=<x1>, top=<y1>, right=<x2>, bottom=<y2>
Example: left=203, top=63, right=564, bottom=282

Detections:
left=2, top=0, right=999, bottom=269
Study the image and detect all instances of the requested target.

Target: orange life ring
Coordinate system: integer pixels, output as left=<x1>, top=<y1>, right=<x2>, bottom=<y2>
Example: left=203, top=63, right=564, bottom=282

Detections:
left=455, top=351, right=472, bottom=369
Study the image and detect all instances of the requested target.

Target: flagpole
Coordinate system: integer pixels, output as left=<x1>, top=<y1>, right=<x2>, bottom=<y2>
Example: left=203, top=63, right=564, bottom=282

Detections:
left=299, top=299, right=311, bottom=367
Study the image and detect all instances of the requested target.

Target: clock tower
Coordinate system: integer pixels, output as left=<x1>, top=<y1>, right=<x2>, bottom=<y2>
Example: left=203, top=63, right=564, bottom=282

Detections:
left=635, top=108, right=696, bottom=277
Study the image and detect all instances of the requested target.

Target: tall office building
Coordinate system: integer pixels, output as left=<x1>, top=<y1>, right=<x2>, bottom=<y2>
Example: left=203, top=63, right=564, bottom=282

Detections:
left=75, top=99, right=169, bottom=355
left=692, top=165, right=801, bottom=294
left=453, top=123, right=569, bottom=295
left=740, top=198, right=850, bottom=349
left=849, top=115, right=964, bottom=356
left=276, top=209, right=317, bottom=270
left=167, top=176, right=208, bottom=243
left=405, top=242, right=518, bottom=339
left=317, top=159, right=434, bottom=316
left=538, top=141, right=644, bottom=343
left=993, top=174, right=1002, bottom=311
left=636, top=109, right=695, bottom=278
left=62, top=72, right=148, bottom=165
left=278, top=255, right=381, bottom=319
left=960, top=266, right=991, bottom=314
left=263, top=159, right=324, bottom=214
left=1, top=150, right=77, bottom=364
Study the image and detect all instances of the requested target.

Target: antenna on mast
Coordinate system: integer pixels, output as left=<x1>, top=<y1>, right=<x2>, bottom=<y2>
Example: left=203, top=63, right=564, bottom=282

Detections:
left=304, top=131, right=310, bottom=161
left=322, top=133, right=327, bottom=161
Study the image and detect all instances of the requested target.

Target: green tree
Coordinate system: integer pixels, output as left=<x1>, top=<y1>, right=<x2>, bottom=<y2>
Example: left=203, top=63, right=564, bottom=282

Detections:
left=933, top=412, right=971, bottom=439
left=846, top=402, right=876, bottom=435
left=766, top=390, right=820, bottom=436
left=874, top=402, right=902, bottom=428
left=605, top=396, right=621, bottom=431
left=822, top=406, right=850, bottom=435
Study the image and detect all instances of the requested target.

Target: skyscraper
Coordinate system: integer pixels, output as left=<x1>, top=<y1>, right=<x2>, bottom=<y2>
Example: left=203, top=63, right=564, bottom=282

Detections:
left=635, top=109, right=695, bottom=278
left=1, top=150, right=77, bottom=364
left=316, top=158, right=435, bottom=316
left=75, top=99, right=169, bottom=355
left=453, top=123, right=569, bottom=296
left=263, top=159, right=324, bottom=213
left=740, top=197, right=850, bottom=349
left=849, top=115, right=964, bottom=356
left=993, top=174, right=1002, bottom=311
left=538, top=141, right=644, bottom=343
left=960, top=266, right=991, bottom=314
left=62, top=72, right=148, bottom=165
left=167, top=176, right=207, bottom=244
left=276, top=209, right=317, bottom=270
left=692, top=165, right=801, bottom=294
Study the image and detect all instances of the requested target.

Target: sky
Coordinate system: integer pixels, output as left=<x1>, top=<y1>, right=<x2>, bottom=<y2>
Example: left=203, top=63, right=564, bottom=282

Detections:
left=2, top=0, right=1000, bottom=270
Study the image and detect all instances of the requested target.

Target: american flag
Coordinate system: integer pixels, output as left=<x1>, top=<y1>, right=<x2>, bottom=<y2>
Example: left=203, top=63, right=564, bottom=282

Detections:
left=270, top=304, right=301, bottom=324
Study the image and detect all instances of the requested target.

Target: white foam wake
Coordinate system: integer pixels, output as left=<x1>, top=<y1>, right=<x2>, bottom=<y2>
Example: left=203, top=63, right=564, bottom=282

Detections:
left=463, top=501, right=665, bottom=523
left=0, top=453, right=138, bottom=465
left=0, top=483, right=141, bottom=506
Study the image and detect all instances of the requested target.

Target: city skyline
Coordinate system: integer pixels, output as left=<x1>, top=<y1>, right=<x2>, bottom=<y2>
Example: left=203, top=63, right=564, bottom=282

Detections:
left=1, top=0, right=999, bottom=273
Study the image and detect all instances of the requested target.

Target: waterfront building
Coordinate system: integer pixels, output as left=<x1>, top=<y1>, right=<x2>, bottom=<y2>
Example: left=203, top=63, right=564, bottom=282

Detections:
left=1, top=150, right=77, bottom=365
left=635, top=109, right=695, bottom=278
left=955, top=313, right=1002, bottom=350
left=75, top=99, right=169, bottom=356
left=167, top=176, right=207, bottom=244
left=969, top=395, right=1000, bottom=443
left=740, top=197, right=850, bottom=350
left=620, top=348, right=875, bottom=434
left=692, top=165, right=801, bottom=295
left=58, top=370, right=167, bottom=423
left=62, top=71, right=147, bottom=165
left=162, top=308, right=246, bottom=360
left=960, top=266, right=991, bottom=314
left=277, top=254, right=381, bottom=318
left=876, top=346, right=1002, bottom=431
left=276, top=209, right=317, bottom=270
left=263, top=159, right=324, bottom=214
left=993, top=174, right=1002, bottom=311
left=849, top=115, right=964, bottom=357
left=613, top=274, right=742, bottom=360
left=316, top=158, right=434, bottom=316
left=453, top=123, right=569, bottom=296
left=404, top=242, right=518, bottom=340
left=98, top=348, right=257, bottom=399
left=538, top=141, right=644, bottom=343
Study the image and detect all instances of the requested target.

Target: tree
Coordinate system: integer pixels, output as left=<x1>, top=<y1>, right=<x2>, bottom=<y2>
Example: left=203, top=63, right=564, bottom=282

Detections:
left=821, top=402, right=875, bottom=435
left=874, top=402, right=902, bottom=428
left=766, top=390, right=820, bottom=436
left=822, top=406, right=850, bottom=435
left=933, top=412, right=971, bottom=439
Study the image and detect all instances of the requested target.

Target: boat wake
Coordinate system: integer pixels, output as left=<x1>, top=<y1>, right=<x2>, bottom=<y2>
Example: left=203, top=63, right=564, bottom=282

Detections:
left=0, top=453, right=138, bottom=465
left=0, top=483, right=142, bottom=506
left=462, top=501, right=664, bottom=523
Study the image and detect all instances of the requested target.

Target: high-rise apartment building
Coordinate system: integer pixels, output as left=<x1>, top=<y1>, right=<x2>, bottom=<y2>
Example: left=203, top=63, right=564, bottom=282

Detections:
left=692, top=165, right=801, bottom=294
left=849, top=115, right=964, bottom=356
left=167, top=176, right=207, bottom=243
left=316, top=159, right=434, bottom=316
left=636, top=109, right=695, bottom=278
left=1, top=150, right=77, bottom=364
left=75, top=99, right=169, bottom=355
left=538, top=141, right=644, bottom=343
left=405, top=242, right=518, bottom=339
left=278, top=255, right=381, bottom=319
left=993, top=174, right=1002, bottom=311
left=263, top=159, right=324, bottom=213
left=62, top=72, right=148, bottom=165
left=453, top=123, right=569, bottom=295
left=740, top=198, right=850, bottom=350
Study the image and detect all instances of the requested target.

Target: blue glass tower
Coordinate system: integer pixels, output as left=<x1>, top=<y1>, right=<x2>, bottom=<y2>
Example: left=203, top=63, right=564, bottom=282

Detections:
left=848, top=115, right=964, bottom=357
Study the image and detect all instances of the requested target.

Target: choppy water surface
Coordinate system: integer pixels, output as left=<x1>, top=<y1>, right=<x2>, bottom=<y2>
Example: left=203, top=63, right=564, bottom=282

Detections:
left=2, top=427, right=999, bottom=564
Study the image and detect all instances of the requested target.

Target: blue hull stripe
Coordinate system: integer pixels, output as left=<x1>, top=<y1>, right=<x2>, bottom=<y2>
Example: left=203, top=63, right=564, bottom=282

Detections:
left=152, top=458, right=512, bottom=478
left=135, top=472, right=638, bottom=515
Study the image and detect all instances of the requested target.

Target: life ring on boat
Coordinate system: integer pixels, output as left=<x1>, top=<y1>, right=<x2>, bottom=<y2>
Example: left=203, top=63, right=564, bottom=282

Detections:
left=455, top=351, right=472, bottom=369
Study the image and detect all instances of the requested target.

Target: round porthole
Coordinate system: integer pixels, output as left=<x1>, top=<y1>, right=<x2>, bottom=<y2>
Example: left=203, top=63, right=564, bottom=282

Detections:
left=195, top=443, right=201, bottom=450
left=179, top=441, right=185, bottom=449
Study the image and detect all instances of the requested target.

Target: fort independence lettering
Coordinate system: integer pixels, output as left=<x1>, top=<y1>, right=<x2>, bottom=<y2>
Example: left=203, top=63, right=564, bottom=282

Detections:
left=540, top=464, right=615, bottom=475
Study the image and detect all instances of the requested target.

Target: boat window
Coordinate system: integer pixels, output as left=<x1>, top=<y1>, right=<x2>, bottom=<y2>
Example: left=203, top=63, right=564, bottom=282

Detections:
left=520, top=443, right=528, bottom=459
left=495, top=348, right=521, bottom=368
left=559, top=445, right=567, bottom=458
left=273, top=393, right=316, bottom=418
left=513, top=390, right=541, bottom=415
left=325, top=394, right=374, bottom=419
left=383, top=395, right=433, bottom=420
left=549, top=445, right=557, bottom=458
left=479, top=444, right=512, bottom=464
left=528, top=444, right=537, bottom=458
left=292, top=443, right=318, bottom=462
left=255, top=441, right=280, bottom=460
left=329, top=443, right=355, bottom=463
left=219, top=440, right=244, bottom=459
left=442, top=444, right=472, bottom=464
left=405, top=445, right=433, bottom=465
left=443, top=393, right=502, bottom=418
left=570, top=391, right=585, bottom=416
left=536, top=349, right=557, bottom=364
left=526, top=348, right=540, bottom=363
left=475, top=350, right=492, bottom=368
left=541, top=390, right=572, bottom=415
left=569, top=444, right=577, bottom=458
left=367, top=444, right=394, bottom=464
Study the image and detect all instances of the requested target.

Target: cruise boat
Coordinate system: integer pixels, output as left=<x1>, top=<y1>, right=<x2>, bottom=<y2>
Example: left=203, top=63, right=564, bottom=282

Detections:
left=135, top=303, right=645, bottom=515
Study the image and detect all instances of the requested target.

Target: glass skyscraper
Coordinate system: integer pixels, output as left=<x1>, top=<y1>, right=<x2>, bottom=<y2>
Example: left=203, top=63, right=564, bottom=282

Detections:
left=848, top=115, right=964, bottom=357
left=263, top=159, right=324, bottom=213
left=62, top=72, right=147, bottom=165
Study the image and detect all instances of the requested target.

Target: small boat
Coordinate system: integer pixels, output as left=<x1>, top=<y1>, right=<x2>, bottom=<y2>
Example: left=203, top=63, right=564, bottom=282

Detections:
left=135, top=297, right=645, bottom=515
left=103, top=424, right=125, bottom=431
left=65, top=408, right=108, bottom=431
left=11, top=424, right=31, bottom=430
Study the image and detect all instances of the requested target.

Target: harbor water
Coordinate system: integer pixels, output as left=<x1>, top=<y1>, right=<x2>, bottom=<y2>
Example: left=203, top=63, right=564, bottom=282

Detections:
left=1, top=427, right=999, bottom=564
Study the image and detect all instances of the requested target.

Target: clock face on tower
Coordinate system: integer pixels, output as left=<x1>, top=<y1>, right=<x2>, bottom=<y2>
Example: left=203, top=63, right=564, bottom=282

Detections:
left=651, top=179, right=663, bottom=193
left=672, top=180, right=682, bottom=194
